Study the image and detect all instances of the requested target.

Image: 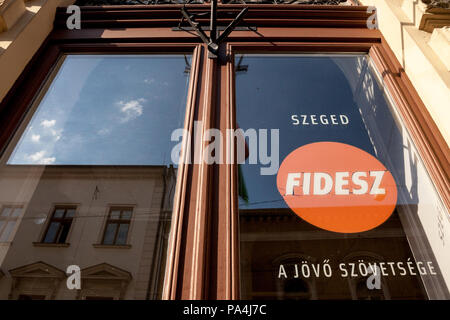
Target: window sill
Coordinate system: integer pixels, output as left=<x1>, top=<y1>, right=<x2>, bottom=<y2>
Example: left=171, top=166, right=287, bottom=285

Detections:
left=92, top=244, right=131, bottom=249
left=32, top=242, right=70, bottom=247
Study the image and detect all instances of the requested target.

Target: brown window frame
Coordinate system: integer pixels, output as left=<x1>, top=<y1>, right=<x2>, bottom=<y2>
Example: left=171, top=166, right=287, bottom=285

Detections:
left=0, top=4, right=448, bottom=300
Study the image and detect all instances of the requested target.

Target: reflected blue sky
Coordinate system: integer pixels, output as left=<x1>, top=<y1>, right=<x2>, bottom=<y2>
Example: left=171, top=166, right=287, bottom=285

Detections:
left=8, top=54, right=191, bottom=165
left=236, top=54, right=399, bottom=209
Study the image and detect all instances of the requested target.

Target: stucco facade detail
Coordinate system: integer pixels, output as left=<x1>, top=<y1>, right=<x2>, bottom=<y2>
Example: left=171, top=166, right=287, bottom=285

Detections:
left=360, top=0, right=450, bottom=146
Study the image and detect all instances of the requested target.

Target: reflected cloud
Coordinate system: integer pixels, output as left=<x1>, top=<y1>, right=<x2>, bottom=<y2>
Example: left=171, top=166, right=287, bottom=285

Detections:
left=118, top=98, right=146, bottom=123
left=41, top=119, right=56, bottom=128
left=98, top=128, right=111, bottom=136
left=31, top=135, right=40, bottom=143
left=7, top=55, right=191, bottom=166
left=50, top=129, right=62, bottom=141
left=27, top=150, right=56, bottom=164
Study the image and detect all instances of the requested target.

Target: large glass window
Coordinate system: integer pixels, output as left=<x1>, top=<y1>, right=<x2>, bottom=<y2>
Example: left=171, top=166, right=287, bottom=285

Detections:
left=0, top=54, right=192, bottom=300
left=235, top=54, right=449, bottom=300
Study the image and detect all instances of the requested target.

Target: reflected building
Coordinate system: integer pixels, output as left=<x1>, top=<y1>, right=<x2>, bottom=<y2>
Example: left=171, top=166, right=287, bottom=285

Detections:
left=0, top=165, right=175, bottom=300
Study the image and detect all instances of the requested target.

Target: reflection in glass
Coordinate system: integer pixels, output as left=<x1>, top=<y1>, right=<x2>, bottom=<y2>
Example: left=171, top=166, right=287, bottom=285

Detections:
left=42, top=207, right=75, bottom=244
left=7, top=55, right=190, bottom=166
left=0, top=222, right=15, bottom=242
left=11, top=208, right=22, bottom=217
left=116, top=224, right=129, bottom=245
left=102, top=207, right=132, bottom=246
left=43, top=222, right=60, bottom=243
left=121, top=210, right=132, bottom=220
left=111, top=210, right=121, bottom=219
left=1, top=208, right=11, bottom=217
left=236, top=54, right=449, bottom=300
left=103, top=224, right=117, bottom=245
left=0, top=54, right=191, bottom=300
left=54, top=209, right=64, bottom=218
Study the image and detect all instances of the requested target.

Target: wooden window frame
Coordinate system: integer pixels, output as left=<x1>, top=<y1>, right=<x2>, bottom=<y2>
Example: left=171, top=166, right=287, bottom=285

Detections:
left=0, top=4, right=447, bottom=300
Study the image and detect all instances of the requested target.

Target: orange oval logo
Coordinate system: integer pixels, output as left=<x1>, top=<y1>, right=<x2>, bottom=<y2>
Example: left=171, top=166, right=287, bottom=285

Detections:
left=276, top=142, right=397, bottom=233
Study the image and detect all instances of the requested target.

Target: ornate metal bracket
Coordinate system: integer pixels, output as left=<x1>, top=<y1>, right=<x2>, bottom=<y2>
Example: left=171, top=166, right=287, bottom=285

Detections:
left=180, top=0, right=248, bottom=58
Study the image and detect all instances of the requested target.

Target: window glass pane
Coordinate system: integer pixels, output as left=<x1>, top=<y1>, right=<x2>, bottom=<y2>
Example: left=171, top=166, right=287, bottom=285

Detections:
left=7, top=55, right=190, bottom=166
left=65, top=209, right=75, bottom=218
left=236, top=54, right=449, bottom=300
left=53, top=209, right=65, bottom=218
left=58, top=222, right=72, bottom=243
left=116, top=224, right=129, bottom=245
left=1, top=208, right=11, bottom=217
left=43, top=222, right=60, bottom=243
left=110, top=210, right=121, bottom=220
left=0, top=221, right=15, bottom=242
left=103, top=223, right=117, bottom=245
left=0, top=54, right=190, bottom=300
left=121, top=210, right=132, bottom=220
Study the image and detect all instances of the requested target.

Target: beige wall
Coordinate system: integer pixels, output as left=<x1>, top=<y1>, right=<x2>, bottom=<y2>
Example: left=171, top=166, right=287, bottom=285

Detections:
left=359, top=0, right=450, bottom=147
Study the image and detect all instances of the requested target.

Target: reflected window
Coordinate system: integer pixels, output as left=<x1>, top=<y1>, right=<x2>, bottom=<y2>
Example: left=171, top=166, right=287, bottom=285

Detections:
left=0, top=206, right=22, bottom=242
left=0, top=53, right=191, bottom=300
left=42, top=206, right=76, bottom=244
left=102, top=207, right=132, bottom=245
